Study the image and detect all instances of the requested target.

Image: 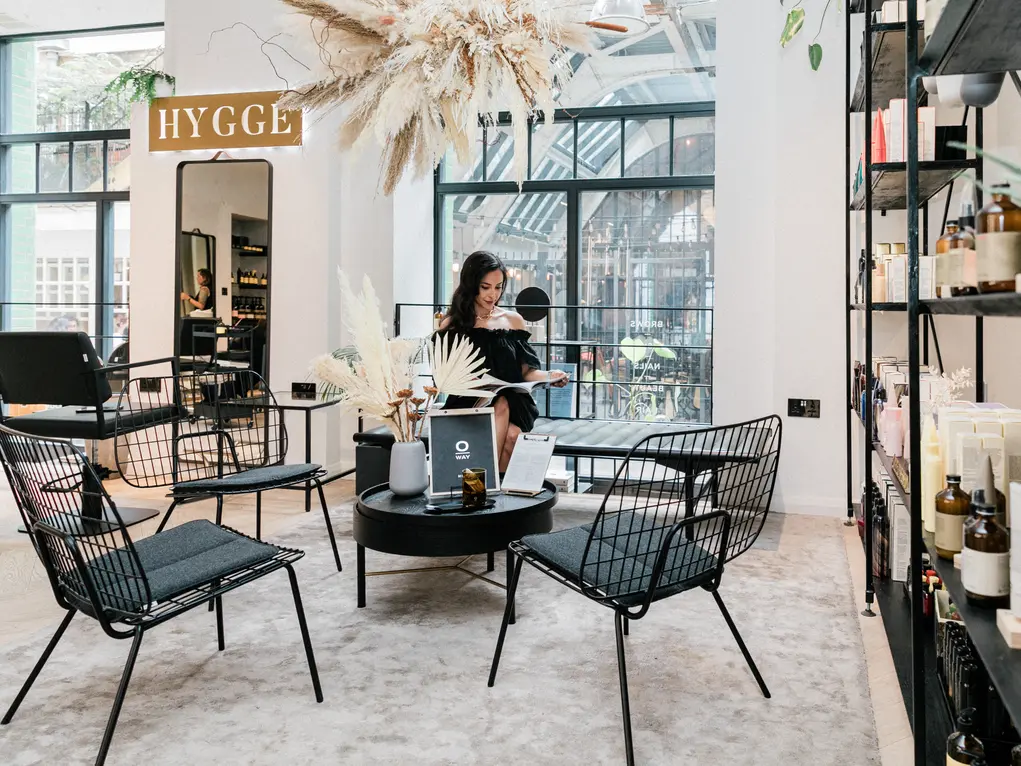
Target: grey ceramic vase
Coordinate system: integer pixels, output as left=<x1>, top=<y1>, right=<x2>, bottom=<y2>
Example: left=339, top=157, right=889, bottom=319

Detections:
left=389, top=440, right=429, bottom=497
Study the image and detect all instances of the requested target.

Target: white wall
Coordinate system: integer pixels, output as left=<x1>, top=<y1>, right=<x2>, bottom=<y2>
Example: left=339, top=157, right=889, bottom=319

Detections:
left=129, top=0, right=433, bottom=471
left=717, top=0, right=847, bottom=515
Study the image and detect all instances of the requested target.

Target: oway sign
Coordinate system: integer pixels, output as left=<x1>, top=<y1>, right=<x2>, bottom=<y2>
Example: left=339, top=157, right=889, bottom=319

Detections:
left=148, top=91, right=302, bottom=152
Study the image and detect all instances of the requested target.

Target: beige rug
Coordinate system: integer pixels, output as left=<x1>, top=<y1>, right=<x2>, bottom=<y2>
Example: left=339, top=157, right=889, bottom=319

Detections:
left=0, top=500, right=878, bottom=765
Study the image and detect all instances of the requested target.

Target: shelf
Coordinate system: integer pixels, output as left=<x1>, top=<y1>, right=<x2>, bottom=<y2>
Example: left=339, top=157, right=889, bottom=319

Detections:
left=873, top=578, right=952, bottom=764
left=923, top=531, right=1021, bottom=730
left=873, top=440, right=911, bottom=509
left=851, top=23, right=925, bottom=113
left=850, top=303, right=907, bottom=312
left=851, top=160, right=976, bottom=211
left=232, top=247, right=268, bottom=255
left=922, top=293, right=1021, bottom=317
left=234, top=283, right=267, bottom=291
left=920, top=0, right=1021, bottom=76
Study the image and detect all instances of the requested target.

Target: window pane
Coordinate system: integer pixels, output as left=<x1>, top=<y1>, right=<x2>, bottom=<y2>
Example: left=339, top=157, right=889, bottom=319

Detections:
left=38, top=143, right=70, bottom=192
left=6, top=30, right=165, bottom=133
left=440, top=192, right=568, bottom=340
left=576, top=120, right=621, bottom=179
left=623, top=119, right=670, bottom=177
left=72, top=141, right=105, bottom=192
left=5, top=145, right=36, bottom=193
left=578, top=188, right=714, bottom=424
left=530, top=121, right=575, bottom=180
left=673, top=116, right=716, bottom=176
left=107, top=140, right=131, bottom=190
left=439, top=127, right=484, bottom=183
left=110, top=202, right=131, bottom=360
left=484, top=125, right=518, bottom=183
left=6, top=203, right=97, bottom=341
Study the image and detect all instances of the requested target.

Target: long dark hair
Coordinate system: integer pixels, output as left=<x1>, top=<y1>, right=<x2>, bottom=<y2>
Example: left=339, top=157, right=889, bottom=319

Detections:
left=446, top=251, right=507, bottom=330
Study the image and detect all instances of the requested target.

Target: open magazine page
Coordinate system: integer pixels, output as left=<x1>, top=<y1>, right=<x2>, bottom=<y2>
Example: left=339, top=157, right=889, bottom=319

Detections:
left=475, top=375, right=549, bottom=395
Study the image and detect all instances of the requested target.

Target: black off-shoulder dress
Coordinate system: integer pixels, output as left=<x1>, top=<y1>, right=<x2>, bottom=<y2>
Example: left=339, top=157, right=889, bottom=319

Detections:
left=437, top=327, right=542, bottom=432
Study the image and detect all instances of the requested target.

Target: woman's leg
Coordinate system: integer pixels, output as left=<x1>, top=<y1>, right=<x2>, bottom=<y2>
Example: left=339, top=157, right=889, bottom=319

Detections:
left=500, top=424, right=522, bottom=472
left=493, top=397, right=510, bottom=467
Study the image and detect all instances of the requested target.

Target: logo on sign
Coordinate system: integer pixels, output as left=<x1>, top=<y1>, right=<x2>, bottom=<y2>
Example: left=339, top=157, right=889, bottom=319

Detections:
left=455, top=440, right=471, bottom=460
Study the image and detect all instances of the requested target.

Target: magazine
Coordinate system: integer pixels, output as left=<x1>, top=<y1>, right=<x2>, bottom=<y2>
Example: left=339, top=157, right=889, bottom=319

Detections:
left=476, top=375, right=551, bottom=396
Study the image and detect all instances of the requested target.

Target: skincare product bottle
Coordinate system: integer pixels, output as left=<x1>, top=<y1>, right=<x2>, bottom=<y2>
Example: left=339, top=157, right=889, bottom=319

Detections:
left=921, top=415, right=943, bottom=534
left=947, top=709, right=985, bottom=764
left=972, top=455, right=1006, bottom=526
left=977, top=184, right=1021, bottom=293
left=872, top=260, right=888, bottom=303
left=433, top=312, right=444, bottom=331
left=963, top=497, right=1010, bottom=608
left=949, top=214, right=978, bottom=296
left=936, top=220, right=960, bottom=298
left=935, top=474, right=970, bottom=560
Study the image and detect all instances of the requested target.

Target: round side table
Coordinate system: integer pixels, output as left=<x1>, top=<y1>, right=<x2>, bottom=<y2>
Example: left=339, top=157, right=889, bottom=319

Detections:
left=353, top=482, right=557, bottom=616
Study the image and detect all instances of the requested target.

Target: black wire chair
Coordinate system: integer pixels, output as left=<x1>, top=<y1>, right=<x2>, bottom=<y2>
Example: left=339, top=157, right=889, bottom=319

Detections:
left=113, top=369, right=342, bottom=571
left=0, top=424, right=323, bottom=766
left=488, top=415, right=782, bottom=766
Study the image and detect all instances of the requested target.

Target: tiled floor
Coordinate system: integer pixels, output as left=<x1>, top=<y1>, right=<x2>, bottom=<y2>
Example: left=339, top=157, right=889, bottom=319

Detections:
left=1, top=479, right=907, bottom=763
left=842, top=522, right=913, bottom=766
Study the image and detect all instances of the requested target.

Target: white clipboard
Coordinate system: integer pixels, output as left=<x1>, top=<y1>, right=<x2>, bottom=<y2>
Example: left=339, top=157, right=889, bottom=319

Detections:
left=501, top=433, right=556, bottom=496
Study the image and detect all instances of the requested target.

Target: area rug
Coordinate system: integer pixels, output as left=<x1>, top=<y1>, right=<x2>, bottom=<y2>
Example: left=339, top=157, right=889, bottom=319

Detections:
left=0, top=501, right=878, bottom=765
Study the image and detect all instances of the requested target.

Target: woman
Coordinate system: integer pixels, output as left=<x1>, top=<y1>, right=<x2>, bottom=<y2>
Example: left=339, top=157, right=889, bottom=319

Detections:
left=180, top=268, right=213, bottom=311
left=439, top=251, right=569, bottom=471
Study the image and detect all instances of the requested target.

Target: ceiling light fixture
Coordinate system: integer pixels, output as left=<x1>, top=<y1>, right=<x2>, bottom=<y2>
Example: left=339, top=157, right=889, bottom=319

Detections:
left=588, top=0, right=651, bottom=36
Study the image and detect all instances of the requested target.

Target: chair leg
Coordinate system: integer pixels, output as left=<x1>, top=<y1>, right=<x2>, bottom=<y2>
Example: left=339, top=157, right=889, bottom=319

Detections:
left=712, top=590, right=770, bottom=699
left=316, top=482, right=342, bottom=572
left=623, top=616, right=629, bottom=636
left=215, top=596, right=225, bottom=651
left=210, top=495, right=224, bottom=614
left=155, top=499, right=180, bottom=534
left=95, top=628, right=143, bottom=766
left=255, top=492, right=262, bottom=541
left=486, top=551, right=495, bottom=572
left=284, top=564, right=323, bottom=703
left=487, top=552, right=524, bottom=688
left=614, top=611, right=636, bottom=766
left=2, top=610, right=75, bottom=725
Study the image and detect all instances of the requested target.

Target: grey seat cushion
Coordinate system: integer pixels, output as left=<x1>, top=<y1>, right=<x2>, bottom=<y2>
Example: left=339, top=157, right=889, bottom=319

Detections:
left=7, top=404, right=180, bottom=440
left=85, top=520, right=277, bottom=614
left=174, top=463, right=321, bottom=494
left=522, top=513, right=718, bottom=606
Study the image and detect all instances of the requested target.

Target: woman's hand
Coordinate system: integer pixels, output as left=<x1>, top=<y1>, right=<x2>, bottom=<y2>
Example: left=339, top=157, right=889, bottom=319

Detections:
left=548, top=370, right=569, bottom=388
left=180, top=292, right=189, bottom=301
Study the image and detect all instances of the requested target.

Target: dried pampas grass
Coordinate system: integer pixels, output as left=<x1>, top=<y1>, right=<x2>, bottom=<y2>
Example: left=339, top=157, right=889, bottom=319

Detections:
left=278, top=0, right=594, bottom=194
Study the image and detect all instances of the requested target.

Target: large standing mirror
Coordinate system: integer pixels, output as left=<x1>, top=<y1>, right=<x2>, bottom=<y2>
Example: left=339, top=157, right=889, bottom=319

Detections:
left=175, top=159, right=273, bottom=381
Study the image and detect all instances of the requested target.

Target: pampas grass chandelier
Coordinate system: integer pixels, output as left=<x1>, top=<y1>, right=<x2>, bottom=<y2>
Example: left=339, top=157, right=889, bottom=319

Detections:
left=279, top=0, right=624, bottom=194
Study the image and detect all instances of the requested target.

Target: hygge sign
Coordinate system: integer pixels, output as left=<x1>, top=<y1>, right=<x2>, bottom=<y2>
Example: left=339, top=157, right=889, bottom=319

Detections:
left=148, top=91, right=302, bottom=152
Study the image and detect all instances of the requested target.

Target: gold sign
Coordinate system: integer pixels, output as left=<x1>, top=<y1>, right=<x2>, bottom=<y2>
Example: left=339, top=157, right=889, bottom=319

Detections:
left=148, top=91, right=302, bottom=152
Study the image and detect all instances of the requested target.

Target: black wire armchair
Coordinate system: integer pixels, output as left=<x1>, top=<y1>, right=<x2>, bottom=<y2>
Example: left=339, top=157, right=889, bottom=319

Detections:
left=0, top=424, right=323, bottom=766
left=487, top=415, right=782, bottom=765
left=113, top=369, right=342, bottom=571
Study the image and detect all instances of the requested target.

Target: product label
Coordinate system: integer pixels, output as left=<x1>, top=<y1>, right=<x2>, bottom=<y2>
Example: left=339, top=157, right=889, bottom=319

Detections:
left=977, top=232, right=1021, bottom=283
left=934, top=253, right=948, bottom=290
left=962, top=548, right=1010, bottom=597
left=935, top=512, right=966, bottom=553
left=944, top=248, right=967, bottom=288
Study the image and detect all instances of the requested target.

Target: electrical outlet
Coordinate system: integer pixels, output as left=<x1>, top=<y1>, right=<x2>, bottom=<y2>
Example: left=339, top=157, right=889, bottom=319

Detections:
left=139, top=377, right=162, bottom=393
left=788, top=398, right=821, bottom=418
left=221, top=287, right=228, bottom=296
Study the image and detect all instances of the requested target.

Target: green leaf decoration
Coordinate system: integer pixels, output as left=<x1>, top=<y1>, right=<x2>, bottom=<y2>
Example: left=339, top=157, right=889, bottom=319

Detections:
left=619, top=337, right=647, bottom=364
left=651, top=339, right=677, bottom=359
left=779, top=8, right=805, bottom=48
left=947, top=142, right=1021, bottom=206
left=584, top=369, right=607, bottom=382
left=809, top=43, right=823, bottom=71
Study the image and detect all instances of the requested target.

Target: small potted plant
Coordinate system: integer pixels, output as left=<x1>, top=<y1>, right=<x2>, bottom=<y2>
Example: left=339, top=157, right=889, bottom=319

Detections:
left=105, top=63, right=176, bottom=105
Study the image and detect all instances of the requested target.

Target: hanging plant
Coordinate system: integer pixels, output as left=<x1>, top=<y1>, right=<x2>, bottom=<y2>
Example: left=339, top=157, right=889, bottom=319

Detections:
left=780, top=0, right=837, bottom=71
left=104, top=64, right=176, bottom=105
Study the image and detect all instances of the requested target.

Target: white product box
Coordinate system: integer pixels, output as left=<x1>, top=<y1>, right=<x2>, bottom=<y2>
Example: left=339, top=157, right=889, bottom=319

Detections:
left=975, top=416, right=1005, bottom=436
left=918, top=107, right=936, bottom=161
left=957, top=433, right=984, bottom=493
left=981, top=435, right=1006, bottom=493
left=919, top=255, right=936, bottom=299
left=887, top=99, right=906, bottom=163
left=1002, top=421, right=1021, bottom=526
left=545, top=469, right=575, bottom=492
left=882, top=0, right=900, bottom=22
left=942, top=414, right=976, bottom=476
left=891, top=498, right=911, bottom=582
left=1011, top=482, right=1021, bottom=618
left=886, top=254, right=907, bottom=301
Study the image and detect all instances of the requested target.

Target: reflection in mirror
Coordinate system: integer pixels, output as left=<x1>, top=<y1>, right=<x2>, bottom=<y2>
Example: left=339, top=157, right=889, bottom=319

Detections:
left=176, top=160, right=272, bottom=381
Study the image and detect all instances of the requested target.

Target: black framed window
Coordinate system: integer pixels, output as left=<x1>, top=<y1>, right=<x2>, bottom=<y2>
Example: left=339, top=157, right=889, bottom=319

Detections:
left=0, top=24, right=163, bottom=360
left=435, top=103, right=715, bottom=425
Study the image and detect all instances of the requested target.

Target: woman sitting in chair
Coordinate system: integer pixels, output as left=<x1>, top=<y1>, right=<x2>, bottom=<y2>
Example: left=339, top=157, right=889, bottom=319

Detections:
left=437, top=251, right=568, bottom=471
left=180, top=268, right=213, bottom=312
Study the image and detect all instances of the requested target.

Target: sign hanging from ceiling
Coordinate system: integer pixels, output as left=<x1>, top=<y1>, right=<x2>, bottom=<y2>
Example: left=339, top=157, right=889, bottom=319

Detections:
left=148, top=91, right=302, bottom=152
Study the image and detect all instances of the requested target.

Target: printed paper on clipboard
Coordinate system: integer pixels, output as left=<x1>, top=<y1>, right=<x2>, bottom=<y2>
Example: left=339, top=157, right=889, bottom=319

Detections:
left=501, top=433, right=557, bottom=496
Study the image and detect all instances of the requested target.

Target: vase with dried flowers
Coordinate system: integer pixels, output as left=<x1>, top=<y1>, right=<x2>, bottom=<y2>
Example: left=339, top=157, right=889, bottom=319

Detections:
left=312, top=272, right=495, bottom=496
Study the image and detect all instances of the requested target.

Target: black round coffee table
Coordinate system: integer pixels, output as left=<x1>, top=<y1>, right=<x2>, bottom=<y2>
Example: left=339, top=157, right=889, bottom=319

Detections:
left=354, top=482, right=557, bottom=611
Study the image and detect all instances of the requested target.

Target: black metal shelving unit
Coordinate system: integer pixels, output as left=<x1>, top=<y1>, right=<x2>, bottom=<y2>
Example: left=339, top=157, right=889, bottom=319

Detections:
left=844, top=0, right=1021, bottom=763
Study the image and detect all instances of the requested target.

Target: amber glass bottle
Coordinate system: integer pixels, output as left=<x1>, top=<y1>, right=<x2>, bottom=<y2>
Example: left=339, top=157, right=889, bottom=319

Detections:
left=977, top=184, right=1021, bottom=293
left=963, top=499, right=1010, bottom=608
left=936, top=221, right=960, bottom=298
left=947, top=708, right=985, bottom=764
left=949, top=217, right=978, bottom=296
left=935, top=475, right=970, bottom=560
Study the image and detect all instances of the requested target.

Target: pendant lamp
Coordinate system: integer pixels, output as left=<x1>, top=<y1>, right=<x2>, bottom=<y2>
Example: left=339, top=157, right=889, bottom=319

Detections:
left=588, top=0, right=651, bottom=35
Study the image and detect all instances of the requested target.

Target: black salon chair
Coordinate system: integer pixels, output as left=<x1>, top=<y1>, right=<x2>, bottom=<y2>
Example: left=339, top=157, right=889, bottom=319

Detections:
left=0, top=331, right=183, bottom=526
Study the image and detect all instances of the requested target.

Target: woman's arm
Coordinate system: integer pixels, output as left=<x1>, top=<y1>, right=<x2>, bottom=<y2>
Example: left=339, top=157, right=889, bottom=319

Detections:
left=507, top=312, right=569, bottom=386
